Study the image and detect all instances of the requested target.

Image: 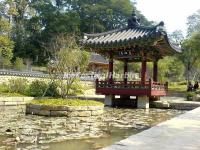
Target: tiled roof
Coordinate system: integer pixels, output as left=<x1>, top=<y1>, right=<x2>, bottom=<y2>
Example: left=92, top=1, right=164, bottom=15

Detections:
left=83, top=26, right=157, bottom=45
left=81, top=12, right=181, bottom=56
left=89, top=53, right=109, bottom=65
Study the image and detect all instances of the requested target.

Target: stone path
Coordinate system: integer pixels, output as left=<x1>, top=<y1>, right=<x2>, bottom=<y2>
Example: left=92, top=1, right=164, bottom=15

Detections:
left=101, top=107, right=200, bottom=150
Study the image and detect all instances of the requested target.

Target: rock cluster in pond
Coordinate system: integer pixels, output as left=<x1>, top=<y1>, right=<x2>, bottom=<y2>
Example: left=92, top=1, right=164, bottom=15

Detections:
left=26, top=104, right=104, bottom=117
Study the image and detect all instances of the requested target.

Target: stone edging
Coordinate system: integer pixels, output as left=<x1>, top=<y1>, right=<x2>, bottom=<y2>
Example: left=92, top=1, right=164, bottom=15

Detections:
left=0, top=97, right=34, bottom=106
left=151, top=100, right=200, bottom=110
left=26, top=104, right=104, bottom=117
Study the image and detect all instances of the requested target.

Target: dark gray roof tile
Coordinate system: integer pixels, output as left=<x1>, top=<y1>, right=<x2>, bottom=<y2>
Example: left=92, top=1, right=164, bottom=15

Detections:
left=81, top=13, right=181, bottom=55
left=89, top=53, right=109, bottom=64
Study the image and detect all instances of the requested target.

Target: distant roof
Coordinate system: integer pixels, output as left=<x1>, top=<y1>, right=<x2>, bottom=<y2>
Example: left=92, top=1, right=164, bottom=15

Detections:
left=81, top=11, right=181, bottom=58
left=89, top=53, right=109, bottom=65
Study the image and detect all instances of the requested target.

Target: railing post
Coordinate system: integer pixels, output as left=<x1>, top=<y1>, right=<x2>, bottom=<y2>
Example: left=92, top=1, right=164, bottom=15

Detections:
left=149, top=78, right=152, bottom=90
left=141, top=53, right=147, bottom=85
left=96, top=78, right=99, bottom=88
left=108, top=52, right=113, bottom=84
left=124, top=60, right=128, bottom=84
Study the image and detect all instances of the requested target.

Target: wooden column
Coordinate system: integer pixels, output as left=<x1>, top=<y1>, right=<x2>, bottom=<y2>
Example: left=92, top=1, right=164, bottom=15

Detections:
left=108, top=52, right=113, bottom=83
left=153, top=60, right=158, bottom=82
left=141, top=54, right=147, bottom=85
left=124, top=60, right=128, bottom=84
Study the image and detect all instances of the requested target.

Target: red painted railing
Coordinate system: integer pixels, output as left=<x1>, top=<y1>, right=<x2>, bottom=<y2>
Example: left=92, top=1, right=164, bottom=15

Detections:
left=96, top=79, right=168, bottom=91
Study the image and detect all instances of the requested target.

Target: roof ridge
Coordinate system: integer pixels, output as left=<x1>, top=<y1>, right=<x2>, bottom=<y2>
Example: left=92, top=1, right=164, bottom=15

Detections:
left=84, top=24, right=163, bottom=39
left=84, top=28, right=127, bottom=38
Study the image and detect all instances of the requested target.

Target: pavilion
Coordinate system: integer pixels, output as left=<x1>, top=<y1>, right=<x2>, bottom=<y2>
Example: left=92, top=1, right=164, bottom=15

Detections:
left=81, top=11, right=181, bottom=108
left=88, top=53, right=109, bottom=73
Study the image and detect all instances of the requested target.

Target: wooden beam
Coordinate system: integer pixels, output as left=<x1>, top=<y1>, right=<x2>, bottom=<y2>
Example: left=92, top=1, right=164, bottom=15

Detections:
left=141, top=54, right=147, bottom=85
left=153, top=60, right=158, bottom=82
left=108, top=52, right=114, bottom=83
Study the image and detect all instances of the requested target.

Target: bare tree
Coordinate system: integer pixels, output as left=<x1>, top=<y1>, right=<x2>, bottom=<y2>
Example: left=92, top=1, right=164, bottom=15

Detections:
left=45, top=34, right=89, bottom=98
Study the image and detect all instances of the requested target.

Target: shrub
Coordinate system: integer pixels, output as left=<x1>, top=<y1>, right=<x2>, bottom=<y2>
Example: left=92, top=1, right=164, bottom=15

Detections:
left=195, top=90, right=200, bottom=94
left=14, top=57, right=25, bottom=71
left=29, top=80, right=48, bottom=97
left=0, top=83, right=9, bottom=93
left=46, top=81, right=60, bottom=97
left=186, top=92, right=196, bottom=101
left=68, top=79, right=84, bottom=96
left=0, top=58, right=12, bottom=69
left=7, top=78, right=28, bottom=94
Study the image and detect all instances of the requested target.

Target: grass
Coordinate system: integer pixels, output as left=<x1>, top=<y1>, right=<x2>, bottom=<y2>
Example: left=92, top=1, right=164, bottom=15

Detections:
left=30, top=99, right=104, bottom=106
left=168, top=82, right=187, bottom=93
left=0, top=83, right=27, bottom=97
left=0, top=92, right=26, bottom=97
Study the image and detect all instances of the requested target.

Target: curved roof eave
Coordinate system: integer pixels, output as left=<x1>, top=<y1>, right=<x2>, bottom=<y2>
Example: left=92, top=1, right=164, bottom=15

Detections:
left=163, top=34, right=182, bottom=53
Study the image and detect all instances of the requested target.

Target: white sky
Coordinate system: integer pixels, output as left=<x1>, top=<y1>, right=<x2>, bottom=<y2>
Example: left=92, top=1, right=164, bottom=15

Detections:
left=135, top=0, right=200, bottom=35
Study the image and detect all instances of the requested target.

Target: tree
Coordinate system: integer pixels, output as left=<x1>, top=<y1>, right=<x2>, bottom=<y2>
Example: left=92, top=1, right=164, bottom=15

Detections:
left=0, top=0, right=152, bottom=65
left=169, top=30, right=185, bottom=44
left=4, top=0, right=31, bottom=58
left=14, top=57, right=25, bottom=70
left=0, top=17, right=14, bottom=69
left=187, top=9, right=200, bottom=37
left=181, top=32, right=200, bottom=82
left=65, top=0, right=151, bottom=34
left=157, top=56, right=185, bottom=82
left=46, top=34, right=90, bottom=98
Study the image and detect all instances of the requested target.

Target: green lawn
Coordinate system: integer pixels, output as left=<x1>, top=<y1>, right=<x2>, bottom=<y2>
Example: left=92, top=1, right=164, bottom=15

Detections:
left=168, top=83, right=187, bottom=93
left=30, top=99, right=104, bottom=106
left=0, top=84, right=27, bottom=97
left=0, top=92, right=26, bottom=97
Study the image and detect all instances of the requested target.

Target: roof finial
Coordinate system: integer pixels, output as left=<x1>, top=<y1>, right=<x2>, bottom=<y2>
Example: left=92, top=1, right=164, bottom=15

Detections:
left=128, top=10, right=140, bottom=28
left=156, top=21, right=165, bottom=32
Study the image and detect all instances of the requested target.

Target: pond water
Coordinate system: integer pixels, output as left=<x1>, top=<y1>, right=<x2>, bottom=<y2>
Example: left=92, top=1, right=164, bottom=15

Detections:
left=0, top=106, right=185, bottom=150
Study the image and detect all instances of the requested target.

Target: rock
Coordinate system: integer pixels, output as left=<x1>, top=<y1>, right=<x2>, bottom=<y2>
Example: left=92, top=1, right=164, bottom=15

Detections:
left=193, top=94, right=200, bottom=101
left=88, top=106, right=104, bottom=111
left=91, top=143, right=104, bottom=149
left=15, top=136, right=20, bottom=142
left=162, top=101, right=170, bottom=108
left=91, top=110, right=104, bottom=116
left=28, top=104, right=42, bottom=109
left=5, top=129, right=12, bottom=132
left=78, top=111, right=91, bottom=117
left=50, top=111, right=68, bottom=117
left=67, top=111, right=78, bottom=117
left=67, top=106, right=88, bottom=111
left=30, top=109, right=50, bottom=116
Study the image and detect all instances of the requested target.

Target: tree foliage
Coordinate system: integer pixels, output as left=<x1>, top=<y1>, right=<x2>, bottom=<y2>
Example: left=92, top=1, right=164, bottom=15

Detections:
left=158, top=57, right=185, bottom=82
left=169, top=30, right=184, bottom=44
left=187, top=9, right=200, bottom=37
left=14, top=57, right=25, bottom=70
left=46, top=34, right=90, bottom=98
left=0, top=17, right=14, bottom=68
left=181, top=32, right=200, bottom=81
left=0, top=0, right=151, bottom=65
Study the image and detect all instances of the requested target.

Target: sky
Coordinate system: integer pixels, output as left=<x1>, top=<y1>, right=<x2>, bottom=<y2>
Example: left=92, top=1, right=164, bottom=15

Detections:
left=135, top=0, right=200, bottom=35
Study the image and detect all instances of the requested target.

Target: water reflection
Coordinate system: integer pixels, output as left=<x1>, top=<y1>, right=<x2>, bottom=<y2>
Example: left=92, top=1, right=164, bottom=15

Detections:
left=0, top=106, right=185, bottom=150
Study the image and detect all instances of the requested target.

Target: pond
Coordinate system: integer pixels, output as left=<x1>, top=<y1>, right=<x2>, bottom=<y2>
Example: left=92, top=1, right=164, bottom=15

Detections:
left=0, top=106, right=185, bottom=150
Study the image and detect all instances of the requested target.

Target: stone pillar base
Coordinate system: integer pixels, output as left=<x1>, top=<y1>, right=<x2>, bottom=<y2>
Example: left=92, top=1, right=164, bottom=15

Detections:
left=105, top=95, right=114, bottom=106
left=137, top=96, right=149, bottom=109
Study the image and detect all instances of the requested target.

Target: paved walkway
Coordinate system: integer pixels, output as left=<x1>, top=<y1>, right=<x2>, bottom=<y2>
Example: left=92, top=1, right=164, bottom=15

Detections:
left=101, top=107, right=200, bottom=150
